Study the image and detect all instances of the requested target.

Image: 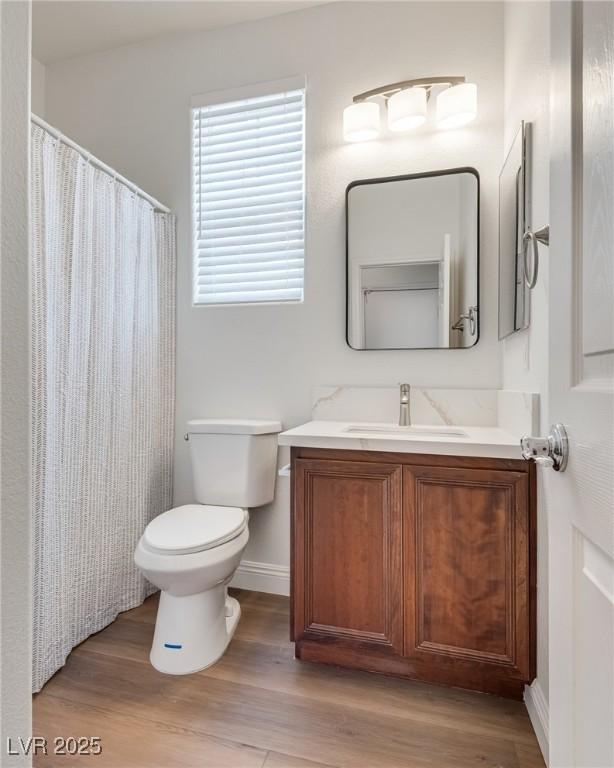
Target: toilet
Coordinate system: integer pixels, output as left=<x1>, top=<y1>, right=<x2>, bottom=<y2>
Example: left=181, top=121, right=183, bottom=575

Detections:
left=134, top=418, right=281, bottom=674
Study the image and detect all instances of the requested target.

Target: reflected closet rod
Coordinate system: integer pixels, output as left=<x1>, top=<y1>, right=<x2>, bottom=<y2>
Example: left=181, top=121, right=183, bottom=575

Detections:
left=31, top=114, right=171, bottom=214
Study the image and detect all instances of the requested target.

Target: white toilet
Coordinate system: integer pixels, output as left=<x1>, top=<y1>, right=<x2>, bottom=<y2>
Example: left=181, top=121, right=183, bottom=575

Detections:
left=134, top=418, right=281, bottom=675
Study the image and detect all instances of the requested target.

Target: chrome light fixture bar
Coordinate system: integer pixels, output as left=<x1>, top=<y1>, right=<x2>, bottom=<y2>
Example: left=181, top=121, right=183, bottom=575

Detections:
left=343, top=76, right=478, bottom=143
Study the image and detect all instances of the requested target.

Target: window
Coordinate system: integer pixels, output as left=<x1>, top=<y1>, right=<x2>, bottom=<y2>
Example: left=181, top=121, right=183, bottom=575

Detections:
left=192, top=80, right=305, bottom=305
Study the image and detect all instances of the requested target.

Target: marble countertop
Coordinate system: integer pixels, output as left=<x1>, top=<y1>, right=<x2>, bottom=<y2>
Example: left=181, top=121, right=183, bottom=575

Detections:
left=278, top=420, right=524, bottom=460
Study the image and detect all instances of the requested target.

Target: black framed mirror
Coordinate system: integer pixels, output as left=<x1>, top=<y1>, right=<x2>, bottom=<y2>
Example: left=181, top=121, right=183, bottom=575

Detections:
left=346, top=168, right=480, bottom=350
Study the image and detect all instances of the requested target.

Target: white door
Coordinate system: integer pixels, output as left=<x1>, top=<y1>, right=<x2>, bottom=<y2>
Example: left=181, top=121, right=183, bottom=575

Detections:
left=547, top=3, right=614, bottom=767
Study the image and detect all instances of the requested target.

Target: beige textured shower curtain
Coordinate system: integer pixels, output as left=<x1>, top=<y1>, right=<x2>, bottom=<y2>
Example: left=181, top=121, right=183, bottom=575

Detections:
left=30, top=122, right=176, bottom=691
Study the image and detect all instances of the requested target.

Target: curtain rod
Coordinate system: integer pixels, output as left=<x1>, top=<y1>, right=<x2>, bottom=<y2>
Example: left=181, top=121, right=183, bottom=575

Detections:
left=31, top=114, right=171, bottom=214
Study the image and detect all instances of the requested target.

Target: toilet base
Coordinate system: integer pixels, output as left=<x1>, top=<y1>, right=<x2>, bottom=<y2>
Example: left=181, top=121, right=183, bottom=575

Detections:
left=150, top=588, right=241, bottom=675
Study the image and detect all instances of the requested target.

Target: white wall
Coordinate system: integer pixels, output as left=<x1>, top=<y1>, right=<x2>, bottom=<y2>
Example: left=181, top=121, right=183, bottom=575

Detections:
left=0, top=1, right=32, bottom=763
left=503, top=0, right=550, bottom=748
left=31, top=57, right=46, bottom=117
left=43, top=1, right=504, bottom=570
left=503, top=2, right=550, bottom=394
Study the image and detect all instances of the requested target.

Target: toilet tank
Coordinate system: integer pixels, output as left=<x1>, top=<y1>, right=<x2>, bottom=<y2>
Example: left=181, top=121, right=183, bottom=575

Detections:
left=186, top=419, right=282, bottom=508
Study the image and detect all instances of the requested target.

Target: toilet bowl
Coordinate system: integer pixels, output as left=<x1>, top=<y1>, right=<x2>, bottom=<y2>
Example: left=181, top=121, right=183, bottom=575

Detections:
left=135, top=505, right=249, bottom=673
left=134, top=418, right=281, bottom=675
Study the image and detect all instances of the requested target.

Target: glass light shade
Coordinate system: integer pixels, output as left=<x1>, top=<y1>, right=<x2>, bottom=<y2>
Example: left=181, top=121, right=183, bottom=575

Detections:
left=343, top=101, right=380, bottom=142
left=387, top=87, right=427, bottom=132
left=436, top=83, right=477, bottom=129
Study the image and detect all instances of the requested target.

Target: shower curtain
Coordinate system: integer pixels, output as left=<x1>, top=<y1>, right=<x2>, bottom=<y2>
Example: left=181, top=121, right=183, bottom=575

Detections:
left=31, top=123, right=176, bottom=691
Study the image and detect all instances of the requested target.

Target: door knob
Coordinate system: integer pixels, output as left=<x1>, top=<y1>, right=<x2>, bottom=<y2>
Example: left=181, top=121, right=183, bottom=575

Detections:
left=520, top=423, right=568, bottom=472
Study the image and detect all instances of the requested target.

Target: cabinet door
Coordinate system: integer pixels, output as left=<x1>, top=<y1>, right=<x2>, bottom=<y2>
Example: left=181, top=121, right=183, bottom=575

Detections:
left=404, top=465, right=531, bottom=679
left=293, top=458, right=403, bottom=654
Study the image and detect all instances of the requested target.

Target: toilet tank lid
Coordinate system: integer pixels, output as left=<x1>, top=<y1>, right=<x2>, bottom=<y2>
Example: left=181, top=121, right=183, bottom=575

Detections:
left=187, top=418, right=282, bottom=435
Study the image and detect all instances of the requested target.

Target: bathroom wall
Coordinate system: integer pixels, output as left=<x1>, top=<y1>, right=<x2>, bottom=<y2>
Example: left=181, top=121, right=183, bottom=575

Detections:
left=0, top=0, right=32, bottom=759
left=503, top=0, right=550, bottom=754
left=43, top=2, right=504, bottom=575
left=31, top=57, right=46, bottom=117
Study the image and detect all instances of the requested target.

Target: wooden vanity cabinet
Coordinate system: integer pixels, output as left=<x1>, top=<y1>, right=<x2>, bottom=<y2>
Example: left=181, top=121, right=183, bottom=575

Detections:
left=291, top=448, right=536, bottom=699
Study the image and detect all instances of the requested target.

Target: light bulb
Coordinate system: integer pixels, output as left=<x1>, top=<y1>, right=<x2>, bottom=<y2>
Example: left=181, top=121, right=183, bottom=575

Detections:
left=436, top=83, right=477, bottom=129
left=387, top=87, right=427, bottom=132
left=343, top=101, right=380, bottom=142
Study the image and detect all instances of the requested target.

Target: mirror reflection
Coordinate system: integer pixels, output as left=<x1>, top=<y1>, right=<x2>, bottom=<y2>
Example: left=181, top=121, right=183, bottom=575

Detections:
left=346, top=169, right=479, bottom=350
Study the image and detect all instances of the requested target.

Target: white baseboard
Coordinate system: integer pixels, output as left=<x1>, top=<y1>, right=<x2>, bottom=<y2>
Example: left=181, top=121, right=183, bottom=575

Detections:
left=230, top=559, right=290, bottom=596
left=524, top=679, right=549, bottom=765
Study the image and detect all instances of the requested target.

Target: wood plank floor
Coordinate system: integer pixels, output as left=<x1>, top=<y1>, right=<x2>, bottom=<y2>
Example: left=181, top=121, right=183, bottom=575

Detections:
left=33, top=590, right=545, bottom=768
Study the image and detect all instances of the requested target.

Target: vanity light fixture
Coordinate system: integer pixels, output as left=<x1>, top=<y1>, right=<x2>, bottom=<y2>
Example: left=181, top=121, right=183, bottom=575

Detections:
left=342, top=76, right=478, bottom=142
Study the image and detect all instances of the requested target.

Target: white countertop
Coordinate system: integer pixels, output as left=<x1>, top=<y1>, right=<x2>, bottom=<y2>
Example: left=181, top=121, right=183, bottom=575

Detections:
left=278, top=420, right=523, bottom=460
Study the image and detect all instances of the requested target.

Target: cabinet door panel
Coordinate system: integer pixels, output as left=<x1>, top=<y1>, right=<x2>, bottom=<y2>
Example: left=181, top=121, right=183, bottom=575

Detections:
left=294, top=459, right=402, bottom=653
left=404, top=465, right=530, bottom=677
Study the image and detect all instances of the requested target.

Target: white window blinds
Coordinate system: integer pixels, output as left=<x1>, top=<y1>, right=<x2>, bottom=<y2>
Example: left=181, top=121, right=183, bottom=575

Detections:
left=192, top=86, right=305, bottom=305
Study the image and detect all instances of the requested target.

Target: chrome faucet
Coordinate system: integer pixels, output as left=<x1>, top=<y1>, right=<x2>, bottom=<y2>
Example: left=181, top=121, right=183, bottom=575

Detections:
left=399, top=383, right=411, bottom=426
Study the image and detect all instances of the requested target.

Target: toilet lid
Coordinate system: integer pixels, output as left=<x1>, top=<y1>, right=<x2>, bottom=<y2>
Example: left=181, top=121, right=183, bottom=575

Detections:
left=143, top=504, right=247, bottom=555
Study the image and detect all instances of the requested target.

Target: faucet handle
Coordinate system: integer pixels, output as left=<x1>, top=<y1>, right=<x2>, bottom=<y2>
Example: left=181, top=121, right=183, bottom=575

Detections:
left=399, top=383, right=410, bottom=394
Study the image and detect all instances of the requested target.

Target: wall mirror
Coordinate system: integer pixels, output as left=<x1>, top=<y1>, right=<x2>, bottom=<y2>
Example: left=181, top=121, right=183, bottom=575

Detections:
left=499, top=122, right=530, bottom=339
left=346, top=168, right=479, bottom=350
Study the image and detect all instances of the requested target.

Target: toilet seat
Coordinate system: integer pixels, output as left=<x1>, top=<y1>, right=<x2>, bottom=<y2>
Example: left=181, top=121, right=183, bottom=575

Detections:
left=143, top=504, right=248, bottom=555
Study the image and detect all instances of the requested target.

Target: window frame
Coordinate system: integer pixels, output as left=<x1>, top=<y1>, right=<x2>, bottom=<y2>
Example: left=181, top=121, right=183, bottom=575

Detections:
left=190, top=76, right=306, bottom=308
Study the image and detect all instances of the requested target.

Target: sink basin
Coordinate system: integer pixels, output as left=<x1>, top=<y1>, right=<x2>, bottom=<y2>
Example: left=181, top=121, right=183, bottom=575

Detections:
left=344, top=425, right=468, bottom=438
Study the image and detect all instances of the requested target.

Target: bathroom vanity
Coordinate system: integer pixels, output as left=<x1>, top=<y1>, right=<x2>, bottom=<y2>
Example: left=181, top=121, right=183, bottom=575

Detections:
left=280, top=417, right=536, bottom=700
